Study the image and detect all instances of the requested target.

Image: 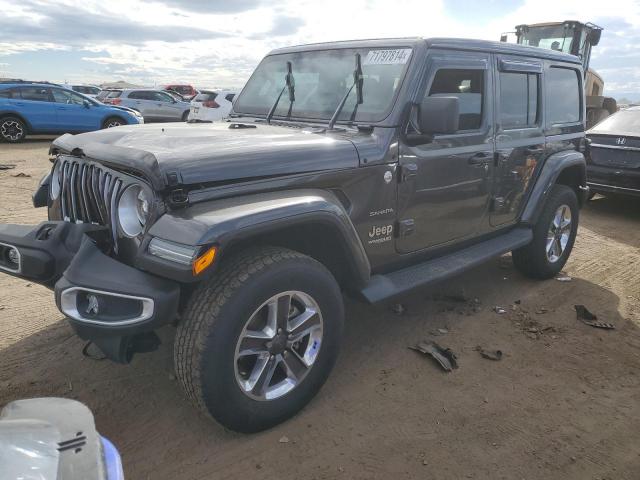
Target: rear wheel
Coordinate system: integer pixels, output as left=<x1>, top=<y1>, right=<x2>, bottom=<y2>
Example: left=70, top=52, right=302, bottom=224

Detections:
left=0, top=116, right=27, bottom=143
left=102, top=116, right=125, bottom=129
left=513, top=184, right=579, bottom=279
left=174, top=247, right=344, bottom=432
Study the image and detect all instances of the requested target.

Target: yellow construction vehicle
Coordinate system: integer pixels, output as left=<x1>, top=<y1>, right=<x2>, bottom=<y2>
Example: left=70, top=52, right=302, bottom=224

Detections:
left=501, top=20, right=617, bottom=128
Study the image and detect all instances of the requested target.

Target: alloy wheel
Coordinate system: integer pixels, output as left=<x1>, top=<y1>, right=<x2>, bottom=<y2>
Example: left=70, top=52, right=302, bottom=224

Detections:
left=546, top=204, right=572, bottom=263
left=234, top=291, right=323, bottom=401
left=1, top=120, right=24, bottom=141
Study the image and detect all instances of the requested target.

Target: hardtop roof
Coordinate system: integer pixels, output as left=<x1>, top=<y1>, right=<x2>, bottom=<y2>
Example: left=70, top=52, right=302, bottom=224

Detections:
left=268, top=37, right=582, bottom=65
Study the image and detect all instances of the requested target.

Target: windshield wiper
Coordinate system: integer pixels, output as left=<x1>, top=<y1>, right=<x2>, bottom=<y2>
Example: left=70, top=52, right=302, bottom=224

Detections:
left=266, top=61, right=295, bottom=123
left=328, top=53, right=364, bottom=130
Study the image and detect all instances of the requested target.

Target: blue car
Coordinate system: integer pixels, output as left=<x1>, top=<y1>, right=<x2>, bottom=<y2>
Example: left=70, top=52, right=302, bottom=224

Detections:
left=0, top=82, right=143, bottom=143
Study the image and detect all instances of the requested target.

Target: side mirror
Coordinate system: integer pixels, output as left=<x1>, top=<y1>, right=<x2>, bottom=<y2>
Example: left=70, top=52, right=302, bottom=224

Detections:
left=83, top=100, right=91, bottom=108
left=418, top=96, right=459, bottom=135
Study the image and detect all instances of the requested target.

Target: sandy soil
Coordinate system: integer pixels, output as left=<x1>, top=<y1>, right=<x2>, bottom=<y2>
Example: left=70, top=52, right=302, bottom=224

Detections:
left=1, top=139, right=639, bottom=480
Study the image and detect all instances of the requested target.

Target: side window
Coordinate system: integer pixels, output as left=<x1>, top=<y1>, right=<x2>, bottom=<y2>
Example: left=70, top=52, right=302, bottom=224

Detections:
left=428, top=69, right=484, bottom=131
left=18, top=87, right=51, bottom=102
left=51, top=89, right=86, bottom=105
left=547, top=67, right=581, bottom=124
left=128, top=91, right=146, bottom=100
left=499, top=72, right=538, bottom=129
left=225, top=93, right=235, bottom=102
left=155, top=92, right=174, bottom=102
left=0, top=88, right=14, bottom=99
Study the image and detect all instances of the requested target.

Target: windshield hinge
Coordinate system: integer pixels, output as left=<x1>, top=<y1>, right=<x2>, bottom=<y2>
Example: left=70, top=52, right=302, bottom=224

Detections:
left=400, top=163, right=418, bottom=182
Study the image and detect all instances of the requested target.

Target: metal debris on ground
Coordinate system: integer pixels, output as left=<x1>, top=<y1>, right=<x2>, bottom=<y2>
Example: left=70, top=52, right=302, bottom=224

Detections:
left=493, top=306, right=506, bottom=314
left=11, top=172, right=31, bottom=178
left=392, top=303, right=406, bottom=315
left=409, top=341, right=458, bottom=372
left=0, top=163, right=16, bottom=170
left=556, top=275, right=572, bottom=282
left=474, top=346, right=503, bottom=361
left=574, top=305, right=615, bottom=329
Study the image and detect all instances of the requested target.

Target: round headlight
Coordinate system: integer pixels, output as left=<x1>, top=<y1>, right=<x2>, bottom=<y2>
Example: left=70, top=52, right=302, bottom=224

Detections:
left=50, top=161, right=62, bottom=200
left=117, top=184, right=151, bottom=237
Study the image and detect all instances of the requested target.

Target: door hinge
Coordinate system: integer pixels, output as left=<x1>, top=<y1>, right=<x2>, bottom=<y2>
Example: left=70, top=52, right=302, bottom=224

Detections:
left=400, top=163, right=418, bottom=182
left=398, top=219, right=415, bottom=237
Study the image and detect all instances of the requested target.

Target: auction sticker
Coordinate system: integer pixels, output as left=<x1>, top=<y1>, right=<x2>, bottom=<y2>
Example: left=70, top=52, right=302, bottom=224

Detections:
left=363, top=49, right=412, bottom=65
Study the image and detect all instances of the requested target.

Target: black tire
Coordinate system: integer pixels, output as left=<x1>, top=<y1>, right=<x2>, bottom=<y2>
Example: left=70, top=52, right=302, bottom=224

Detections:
left=175, top=246, right=344, bottom=433
left=0, top=115, right=27, bottom=143
left=181, top=111, right=189, bottom=122
left=513, top=184, right=579, bottom=279
left=102, top=116, right=125, bottom=129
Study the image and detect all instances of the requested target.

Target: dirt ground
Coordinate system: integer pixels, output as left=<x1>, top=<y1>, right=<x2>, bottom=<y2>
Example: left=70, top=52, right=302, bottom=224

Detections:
left=1, top=139, right=639, bottom=480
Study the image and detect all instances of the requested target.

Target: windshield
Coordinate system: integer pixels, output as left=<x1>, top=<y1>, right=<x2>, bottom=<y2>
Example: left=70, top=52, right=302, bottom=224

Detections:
left=592, top=109, right=640, bottom=134
left=233, top=47, right=413, bottom=123
left=519, top=25, right=575, bottom=54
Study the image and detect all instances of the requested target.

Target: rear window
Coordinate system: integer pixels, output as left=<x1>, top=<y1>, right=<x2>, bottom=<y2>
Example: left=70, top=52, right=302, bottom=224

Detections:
left=547, top=67, right=581, bottom=124
left=591, top=109, right=640, bottom=134
left=499, top=72, right=539, bottom=129
left=18, top=87, right=51, bottom=102
left=194, top=92, right=217, bottom=102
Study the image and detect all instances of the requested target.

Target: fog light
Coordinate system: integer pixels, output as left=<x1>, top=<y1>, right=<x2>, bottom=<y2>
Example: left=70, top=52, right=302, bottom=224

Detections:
left=0, top=243, right=21, bottom=273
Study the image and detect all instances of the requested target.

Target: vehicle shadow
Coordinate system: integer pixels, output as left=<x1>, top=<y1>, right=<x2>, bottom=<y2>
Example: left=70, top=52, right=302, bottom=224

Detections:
left=582, top=194, right=640, bottom=247
left=0, top=257, right=638, bottom=479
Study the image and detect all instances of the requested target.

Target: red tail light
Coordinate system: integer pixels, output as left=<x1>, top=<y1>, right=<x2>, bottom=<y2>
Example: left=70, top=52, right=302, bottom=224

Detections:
left=110, top=98, right=122, bottom=105
left=203, top=100, right=219, bottom=108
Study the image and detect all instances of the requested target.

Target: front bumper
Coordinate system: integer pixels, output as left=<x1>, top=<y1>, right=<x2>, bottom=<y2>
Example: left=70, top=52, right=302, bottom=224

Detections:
left=0, top=222, right=180, bottom=363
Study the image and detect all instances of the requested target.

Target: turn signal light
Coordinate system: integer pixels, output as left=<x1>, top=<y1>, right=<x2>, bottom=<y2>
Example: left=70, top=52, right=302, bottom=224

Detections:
left=192, top=246, right=217, bottom=276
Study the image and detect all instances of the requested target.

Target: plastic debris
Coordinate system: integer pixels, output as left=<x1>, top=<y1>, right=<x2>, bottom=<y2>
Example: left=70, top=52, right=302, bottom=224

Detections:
left=474, top=346, right=503, bottom=361
left=493, top=306, right=506, bottom=314
left=556, top=275, right=572, bottom=282
left=278, top=436, right=290, bottom=443
left=410, top=341, right=458, bottom=372
left=392, top=303, right=406, bottom=315
left=0, top=163, right=16, bottom=170
left=574, top=305, right=615, bottom=329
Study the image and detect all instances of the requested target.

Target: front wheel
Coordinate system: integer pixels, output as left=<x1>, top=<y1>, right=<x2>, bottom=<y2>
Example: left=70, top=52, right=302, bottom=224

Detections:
left=174, top=247, right=344, bottom=432
left=102, top=116, right=125, bottom=129
left=513, top=184, right=579, bottom=279
left=0, top=116, right=27, bottom=143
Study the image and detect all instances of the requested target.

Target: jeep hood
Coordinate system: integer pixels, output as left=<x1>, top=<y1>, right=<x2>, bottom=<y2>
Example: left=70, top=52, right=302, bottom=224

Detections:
left=51, top=122, right=360, bottom=189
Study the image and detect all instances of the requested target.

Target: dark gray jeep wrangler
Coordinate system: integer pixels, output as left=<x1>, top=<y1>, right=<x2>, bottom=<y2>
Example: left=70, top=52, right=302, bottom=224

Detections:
left=0, top=38, right=589, bottom=432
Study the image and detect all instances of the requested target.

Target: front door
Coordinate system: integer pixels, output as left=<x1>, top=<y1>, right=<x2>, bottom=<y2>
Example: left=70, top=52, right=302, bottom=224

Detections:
left=490, top=56, right=545, bottom=226
left=51, top=88, right=101, bottom=132
left=396, top=50, right=494, bottom=253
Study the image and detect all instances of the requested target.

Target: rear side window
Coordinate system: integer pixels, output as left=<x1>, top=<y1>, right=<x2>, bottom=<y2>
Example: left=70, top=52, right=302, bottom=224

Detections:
left=499, top=72, right=538, bottom=129
left=225, top=93, right=235, bottom=102
left=547, top=67, right=581, bottom=124
left=128, top=91, right=148, bottom=100
left=19, top=87, right=51, bottom=102
left=428, top=69, right=484, bottom=130
left=0, top=88, right=14, bottom=98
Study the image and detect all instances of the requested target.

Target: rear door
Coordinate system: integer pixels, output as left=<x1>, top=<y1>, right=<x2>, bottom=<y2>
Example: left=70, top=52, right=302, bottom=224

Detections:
left=490, top=56, right=545, bottom=227
left=126, top=91, right=157, bottom=119
left=396, top=50, right=495, bottom=253
left=14, top=87, right=57, bottom=131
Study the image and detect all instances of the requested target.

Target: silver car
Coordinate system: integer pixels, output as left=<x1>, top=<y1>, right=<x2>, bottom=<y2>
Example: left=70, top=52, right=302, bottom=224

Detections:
left=103, top=89, right=191, bottom=122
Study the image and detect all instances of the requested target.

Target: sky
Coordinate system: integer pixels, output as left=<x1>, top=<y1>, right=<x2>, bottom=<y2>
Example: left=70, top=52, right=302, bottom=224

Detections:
left=0, top=0, right=639, bottom=100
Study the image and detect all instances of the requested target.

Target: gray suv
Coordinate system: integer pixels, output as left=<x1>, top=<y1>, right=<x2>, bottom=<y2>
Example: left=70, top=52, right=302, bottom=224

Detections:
left=103, top=89, right=191, bottom=122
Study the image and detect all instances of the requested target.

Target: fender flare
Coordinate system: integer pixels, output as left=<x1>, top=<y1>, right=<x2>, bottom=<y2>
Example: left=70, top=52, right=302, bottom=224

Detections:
left=0, top=110, right=33, bottom=133
left=520, top=150, right=586, bottom=226
left=147, top=189, right=371, bottom=286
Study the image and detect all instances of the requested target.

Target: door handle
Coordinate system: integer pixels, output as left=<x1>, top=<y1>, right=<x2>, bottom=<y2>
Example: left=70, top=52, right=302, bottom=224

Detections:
left=525, top=147, right=544, bottom=155
left=468, top=152, right=491, bottom=165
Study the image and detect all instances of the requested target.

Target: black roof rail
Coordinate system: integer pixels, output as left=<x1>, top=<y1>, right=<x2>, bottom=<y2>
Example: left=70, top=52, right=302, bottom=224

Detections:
left=0, top=79, right=65, bottom=87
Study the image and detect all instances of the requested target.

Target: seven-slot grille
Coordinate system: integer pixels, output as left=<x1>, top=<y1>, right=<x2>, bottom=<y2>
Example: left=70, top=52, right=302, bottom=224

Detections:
left=58, top=158, right=124, bottom=248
